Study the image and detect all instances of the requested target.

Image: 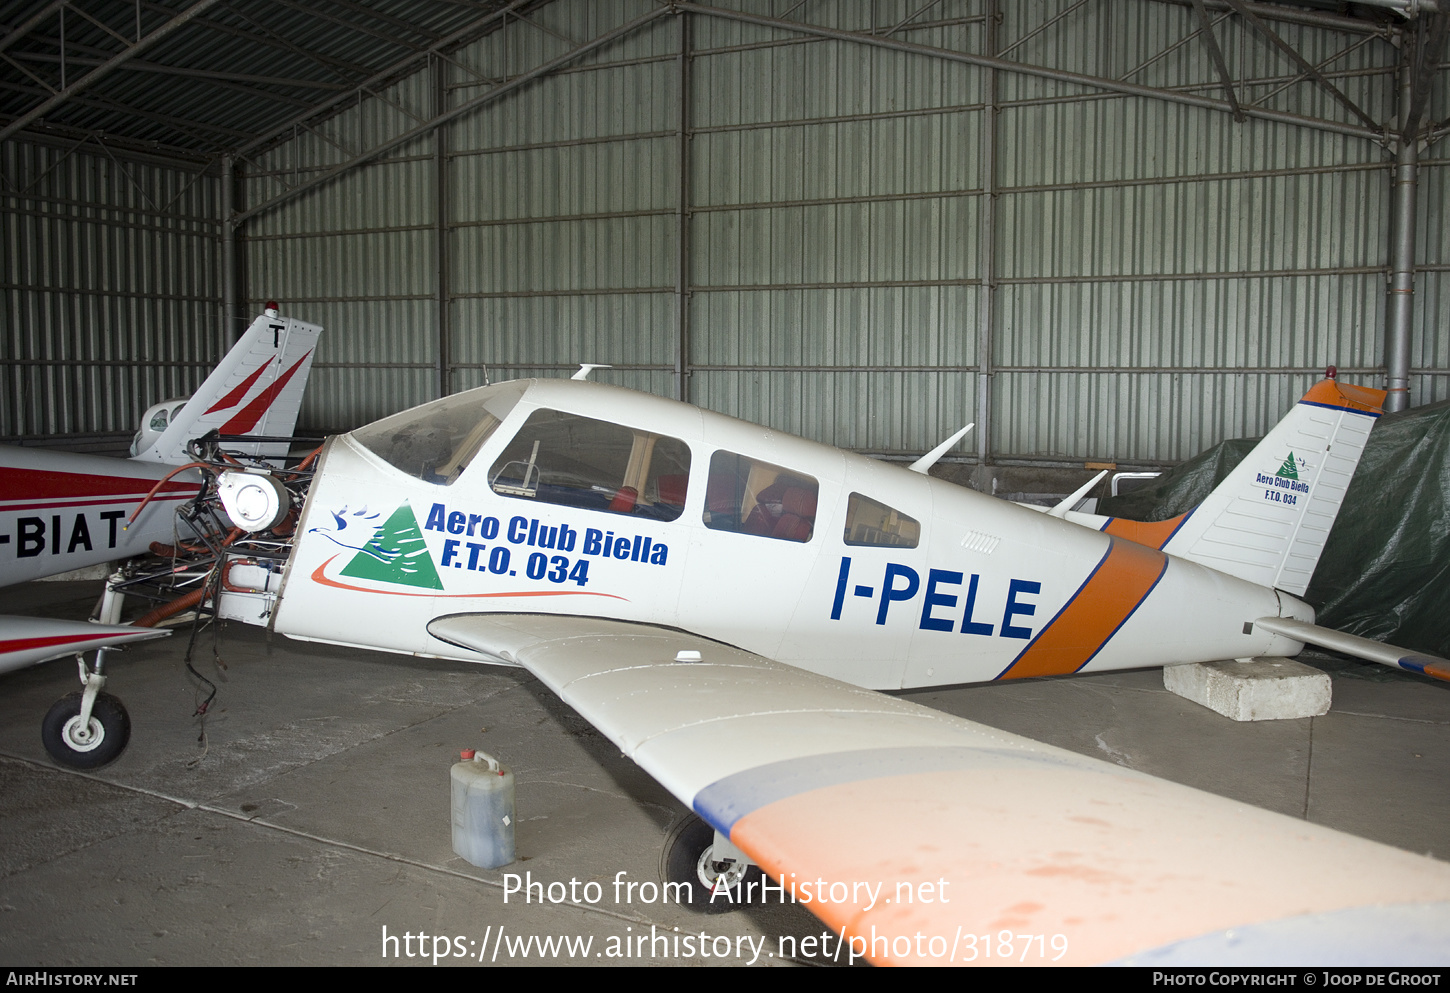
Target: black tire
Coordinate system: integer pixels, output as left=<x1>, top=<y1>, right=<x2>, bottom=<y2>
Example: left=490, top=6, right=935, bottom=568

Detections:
left=660, top=815, right=762, bottom=914
left=41, top=691, right=131, bottom=769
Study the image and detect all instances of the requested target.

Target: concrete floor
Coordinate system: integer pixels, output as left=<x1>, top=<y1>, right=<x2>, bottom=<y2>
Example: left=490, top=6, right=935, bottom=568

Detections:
left=2, top=579, right=1448, bottom=967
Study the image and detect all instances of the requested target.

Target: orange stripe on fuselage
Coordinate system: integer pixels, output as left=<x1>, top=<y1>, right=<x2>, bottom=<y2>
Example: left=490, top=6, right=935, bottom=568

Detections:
left=997, top=538, right=1167, bottom=680
left=1101, top=513, right=1186, bottom=550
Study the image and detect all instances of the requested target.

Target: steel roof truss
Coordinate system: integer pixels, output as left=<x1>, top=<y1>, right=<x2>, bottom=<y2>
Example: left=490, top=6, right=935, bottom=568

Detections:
left=995, top=0, right=1090, bottom=59
left=0, top=0, right=228, bottom=145
left=234, top=0, right=535, bottom=157
left=1120, top=9, right=1231, bottom=81
left=1245, top=33, right=1378, bottom=110
left=676, top=2, right=1383, bottom=140
left=234, top=4, right=670, bottom=223
left=1222, top=0, right=1382, bottom=129
left=1190, top=0, right=1244, bottom=120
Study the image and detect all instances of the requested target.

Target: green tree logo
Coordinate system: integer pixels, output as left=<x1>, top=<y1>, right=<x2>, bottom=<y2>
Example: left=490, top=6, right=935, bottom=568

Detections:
left=339, top=504, right=443, bottom=590
left=1275, top=452, right=1299, bottom=480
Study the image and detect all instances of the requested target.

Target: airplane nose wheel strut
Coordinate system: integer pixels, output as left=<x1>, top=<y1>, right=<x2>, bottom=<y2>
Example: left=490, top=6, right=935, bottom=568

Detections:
left=41, top=650, right=131, bottom=769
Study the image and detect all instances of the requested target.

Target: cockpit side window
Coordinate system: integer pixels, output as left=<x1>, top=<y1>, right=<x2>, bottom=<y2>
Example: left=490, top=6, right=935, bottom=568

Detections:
left=488, top=409, right=690, bottom=521
left=703, top=451, right=818, bottom=543
left=351, top=382, right=526, bottom=485
left=843, top=493, right=920, bottom=548
left=149, top=408, right=170, bottom=431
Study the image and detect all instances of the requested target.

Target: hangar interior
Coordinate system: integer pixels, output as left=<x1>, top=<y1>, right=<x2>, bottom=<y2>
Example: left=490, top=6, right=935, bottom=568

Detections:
left=3, top=0, right=1450, bottom=966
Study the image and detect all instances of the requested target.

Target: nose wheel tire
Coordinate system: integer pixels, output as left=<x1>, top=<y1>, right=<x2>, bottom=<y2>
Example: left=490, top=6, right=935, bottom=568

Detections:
left=661, top=815, right=761, bottom=914
left=42, top=691, right=130, bottom=769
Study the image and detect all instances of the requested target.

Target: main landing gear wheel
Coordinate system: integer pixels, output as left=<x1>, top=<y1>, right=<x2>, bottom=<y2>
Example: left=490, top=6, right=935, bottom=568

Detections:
left=661, top=815, right=761, bottom=914
left=42, top=691, right=131, bottom=769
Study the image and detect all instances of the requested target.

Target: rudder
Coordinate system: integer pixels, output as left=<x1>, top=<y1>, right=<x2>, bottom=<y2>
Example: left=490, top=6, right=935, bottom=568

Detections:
left=1161, top=377, right=1386, bottom=595
left=132, top=309, right=322, bottom=464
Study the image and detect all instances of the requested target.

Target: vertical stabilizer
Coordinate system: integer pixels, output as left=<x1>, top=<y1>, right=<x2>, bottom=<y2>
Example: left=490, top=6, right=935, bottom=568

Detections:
left=132, top=311, right=323, bottom=464
left=1161, top=378, right=1386, bottom=595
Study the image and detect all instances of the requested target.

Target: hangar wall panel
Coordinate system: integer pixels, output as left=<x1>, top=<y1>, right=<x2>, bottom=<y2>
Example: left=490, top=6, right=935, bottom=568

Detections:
left=1, top=141, right=218, bottom=442
left=243, top=70, right=439, bottom=432
left=235, top=0, right=1441, bottom=462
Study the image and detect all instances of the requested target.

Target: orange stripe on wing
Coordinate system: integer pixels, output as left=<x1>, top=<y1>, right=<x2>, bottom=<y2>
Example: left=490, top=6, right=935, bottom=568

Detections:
left=996, top=538, right=1167, bottom=680
left=1101, top=513, right=1188, bottom=550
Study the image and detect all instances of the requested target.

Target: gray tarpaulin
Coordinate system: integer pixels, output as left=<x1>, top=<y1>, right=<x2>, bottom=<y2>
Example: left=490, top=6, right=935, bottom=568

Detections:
left=1098, top=400, right=1450, bottom=657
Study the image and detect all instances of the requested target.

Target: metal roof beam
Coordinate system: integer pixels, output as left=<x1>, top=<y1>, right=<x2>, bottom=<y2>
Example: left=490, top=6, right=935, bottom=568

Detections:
left=234, top=0, right=537, bottom=157
left=318, top=0, right=447, bottom=45
left=1147, top=0, right=1396, bottom=36
left=218, top=5, right=375, bottom=84
left=0, top=1, right=67, bottom=56
left=0, top=0, right=228, bottom=145
left=674, top=2, right=1386, bottom=141
left=0, top=80, right=262, bottom=143
left=1222, top=0, right=1381, bottom=130
left=8, top=50, right=341, bottom=106
left=262, top=0, right=428, bottom=52
left=233, top=4, right=670, bottom=223
left=0, top=120, right=217, bottom=169
left=1190, top=0, right=1243, bottom=120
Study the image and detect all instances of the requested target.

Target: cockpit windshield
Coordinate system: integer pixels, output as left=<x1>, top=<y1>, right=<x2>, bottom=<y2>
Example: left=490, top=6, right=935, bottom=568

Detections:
left=350, top=381, right=528, bottom=484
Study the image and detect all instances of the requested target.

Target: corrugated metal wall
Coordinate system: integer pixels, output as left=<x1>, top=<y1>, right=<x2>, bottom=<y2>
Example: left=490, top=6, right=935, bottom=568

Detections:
left=11, top=0, right=1447, bottom=462
left=243, top=68, right=440, bottom=431
left=1, top=142, right=219, bottom=442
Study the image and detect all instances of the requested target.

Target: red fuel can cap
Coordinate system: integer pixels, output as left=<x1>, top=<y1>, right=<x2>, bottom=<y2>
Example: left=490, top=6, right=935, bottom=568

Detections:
left=461, top=749, right=476, bottom=760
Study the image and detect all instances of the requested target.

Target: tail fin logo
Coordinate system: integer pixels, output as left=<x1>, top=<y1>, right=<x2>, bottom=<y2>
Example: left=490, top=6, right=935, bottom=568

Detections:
left=1275, top=453, right=1301, bottom=481
left=338, top=504, right=444, bottom=590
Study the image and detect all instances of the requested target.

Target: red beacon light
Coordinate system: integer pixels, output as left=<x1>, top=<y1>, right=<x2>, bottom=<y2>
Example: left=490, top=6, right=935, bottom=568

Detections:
left=1326, top=365, right=1338, bottom=380
left=264, top=300, right=280, bottom=318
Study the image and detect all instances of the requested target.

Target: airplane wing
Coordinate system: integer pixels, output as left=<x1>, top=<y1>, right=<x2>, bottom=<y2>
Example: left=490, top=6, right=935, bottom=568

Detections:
left=428, top=612, right=1450, bottom=966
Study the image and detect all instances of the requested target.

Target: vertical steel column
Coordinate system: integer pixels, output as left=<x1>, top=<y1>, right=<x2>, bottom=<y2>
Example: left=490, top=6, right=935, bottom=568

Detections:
left=674, top=12, right=692, bottom=403
left=220, top=153, right=237, bottom=345
left=1385, top=56, right=1418, bottom=413
left=435, top=54, right=452, bottom=398
left=976, top=0, right=998, bottom=468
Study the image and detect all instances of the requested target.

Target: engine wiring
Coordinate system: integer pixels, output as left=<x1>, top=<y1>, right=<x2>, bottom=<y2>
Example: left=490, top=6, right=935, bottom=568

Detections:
left=105, top=431, right=324, bottom=764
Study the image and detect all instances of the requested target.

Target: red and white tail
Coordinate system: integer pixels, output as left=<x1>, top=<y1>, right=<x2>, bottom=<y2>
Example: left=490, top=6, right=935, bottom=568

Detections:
left=130, top=309, right=322, bottom=464
left=1159, top=378, right=1387, bottom=595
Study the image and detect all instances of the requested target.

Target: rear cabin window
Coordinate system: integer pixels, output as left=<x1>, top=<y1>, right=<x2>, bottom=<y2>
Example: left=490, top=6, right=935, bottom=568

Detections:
left=703, top=451, right=818, bottom=543
left=488, top=409, right=690, bottom=521
left=843, top=493, right=920, bottom=548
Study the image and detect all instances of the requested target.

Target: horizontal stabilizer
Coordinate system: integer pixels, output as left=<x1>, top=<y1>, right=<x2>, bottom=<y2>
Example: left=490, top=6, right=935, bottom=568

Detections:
left=1254, top=616, right=1450, bottom=683
left=0, top=616, right=170, bottom=676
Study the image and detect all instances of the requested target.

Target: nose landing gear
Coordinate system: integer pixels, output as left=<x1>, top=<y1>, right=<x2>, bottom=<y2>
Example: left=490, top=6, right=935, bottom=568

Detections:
left=41, top=651, right=131, bottom=769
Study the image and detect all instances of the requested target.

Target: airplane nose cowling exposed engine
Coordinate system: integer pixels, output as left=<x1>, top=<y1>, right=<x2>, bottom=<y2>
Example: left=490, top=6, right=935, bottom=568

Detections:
left=217, top=471, right=291, bottom=532
left=107, top=433, right=322, bottom=635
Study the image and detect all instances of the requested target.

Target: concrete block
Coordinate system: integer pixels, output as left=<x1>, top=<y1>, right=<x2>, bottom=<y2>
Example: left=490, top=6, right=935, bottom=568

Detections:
left=1163, top=657, right=1332, bottom=721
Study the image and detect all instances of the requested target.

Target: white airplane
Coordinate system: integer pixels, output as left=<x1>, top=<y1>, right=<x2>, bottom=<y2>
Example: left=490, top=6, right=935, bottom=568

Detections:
left=0, top=305, right=322, bottom=765
left=69, top=369, right=1450, bottom=963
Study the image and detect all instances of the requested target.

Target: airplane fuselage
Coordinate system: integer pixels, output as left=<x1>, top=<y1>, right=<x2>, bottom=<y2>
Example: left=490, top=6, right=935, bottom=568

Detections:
left=0, top=446, right=201, bottom=587
left=273, top=379, right=1310, bottom=690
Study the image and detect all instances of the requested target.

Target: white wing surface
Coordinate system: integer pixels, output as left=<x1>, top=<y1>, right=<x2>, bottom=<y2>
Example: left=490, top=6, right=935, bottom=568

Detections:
left=428, top=612, right=1450, bottom=966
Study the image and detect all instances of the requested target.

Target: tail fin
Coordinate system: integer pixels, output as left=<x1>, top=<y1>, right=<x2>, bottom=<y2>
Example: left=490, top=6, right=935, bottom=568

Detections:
left=1158, top=378, right=1386, bottom=595
left=131, top=310, right=323, bottom=464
